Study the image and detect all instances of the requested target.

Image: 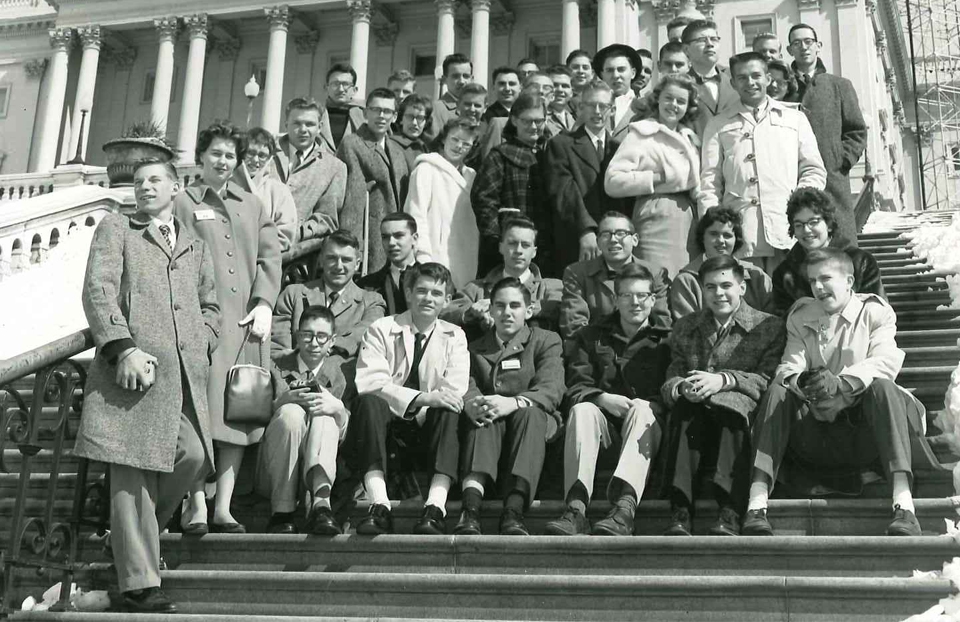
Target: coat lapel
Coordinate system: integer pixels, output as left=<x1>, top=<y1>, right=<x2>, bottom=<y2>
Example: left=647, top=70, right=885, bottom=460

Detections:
left=131, top=213, right=174, bottom=259
left=571, top=127, right=601, bottom=172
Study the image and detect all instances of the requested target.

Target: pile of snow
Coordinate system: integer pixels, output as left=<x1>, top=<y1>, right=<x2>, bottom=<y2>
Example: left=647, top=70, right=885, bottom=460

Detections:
left=904, top=552, right=960, bottom=621
left=0, top=226, right=94, bottom=360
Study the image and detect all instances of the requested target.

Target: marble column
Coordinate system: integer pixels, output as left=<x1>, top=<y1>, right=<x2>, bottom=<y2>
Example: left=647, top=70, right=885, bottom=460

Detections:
left=34, top=28, right=73, bottom=172
left=435, top=0, right=457, bottom=99
left=151, top=17, right=178, bottom=134
left=561, top=0, right=581, bottom=60
left=597, top=0, right=616, bottom=48
left=176, top=14, right=208, bottom=165
left=347, top=0, right=372, bottom=97
left=470, top=0, right=491, bottom=88
left=68, top=25, right=101, bottom=162
left=625, top=0, right=641, bottom=47
left=262, top=6, right=291, bottom=133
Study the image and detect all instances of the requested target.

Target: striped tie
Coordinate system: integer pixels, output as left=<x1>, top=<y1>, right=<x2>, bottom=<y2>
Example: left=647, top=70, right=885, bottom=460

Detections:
left=158, top=224, right=173, bottom=252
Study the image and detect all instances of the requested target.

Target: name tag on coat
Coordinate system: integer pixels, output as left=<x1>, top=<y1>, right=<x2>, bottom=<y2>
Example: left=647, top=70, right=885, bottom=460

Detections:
left=194, top=210, right=216, bottom=222
left=502, top=359, right=521, bottom=370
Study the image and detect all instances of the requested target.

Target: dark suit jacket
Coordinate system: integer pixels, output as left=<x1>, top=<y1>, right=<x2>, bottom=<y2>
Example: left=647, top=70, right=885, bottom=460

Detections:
left=465, top=326, right=566, bottom=437
left=543, top=126, right=628, bottom=269
left=270, top=350, right=353, bottom=405
left=355, top=262, right=415, bottom=316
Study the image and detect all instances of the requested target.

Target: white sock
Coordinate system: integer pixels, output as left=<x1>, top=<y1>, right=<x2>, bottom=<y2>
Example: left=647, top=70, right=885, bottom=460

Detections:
left=425, top=473, right=452, bottom=516
left=892, top=472, right=915, bottom=513
left=747, top=481, right=770, bottom=512
left=462, top=474, right=485, bottom=497
left=363, top=470, right=390, bottom=508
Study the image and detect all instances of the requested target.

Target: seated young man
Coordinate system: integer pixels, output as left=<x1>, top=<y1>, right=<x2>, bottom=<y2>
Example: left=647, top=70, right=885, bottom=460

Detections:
left=257, top=306, right=353, bottom=535
left=743, top=249, right=942, bottom=537
left=560, top=211, right=671, bottom=340
left=357, top=212, right=420, bottom=316
left=272, top=229, right=386, bottom=359
left=545, top=264, right=671, bottom=536
left=441, top=217, right=562, bottom=340
left=455, top=277, right=564, bottom=536
left=350, top=262, right=470, bottom=534
left=660, top=256, right=785, bottom=536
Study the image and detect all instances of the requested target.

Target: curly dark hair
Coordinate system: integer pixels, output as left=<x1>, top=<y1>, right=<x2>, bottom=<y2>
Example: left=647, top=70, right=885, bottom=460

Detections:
left=195, top=121, right=246, bottom=165
left=632, top=73, right=700, bottom=128
left=695, top=206, right=745, bottom=254
left=786, top=187, right=839, bottom=239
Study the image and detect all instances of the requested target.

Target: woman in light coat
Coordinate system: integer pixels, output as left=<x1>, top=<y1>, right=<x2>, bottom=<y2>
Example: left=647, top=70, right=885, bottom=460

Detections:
left=405, top=118, right=480, bottom=288
left=235, top=127, right=298, bottom=251
left=605, top=73, right=702, bottom=278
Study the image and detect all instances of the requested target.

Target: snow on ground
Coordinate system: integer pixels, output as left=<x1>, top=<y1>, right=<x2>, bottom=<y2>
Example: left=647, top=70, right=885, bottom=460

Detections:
left=0, top=226, right=94, bottom=361
left=904, top=557, right=960, bottom=621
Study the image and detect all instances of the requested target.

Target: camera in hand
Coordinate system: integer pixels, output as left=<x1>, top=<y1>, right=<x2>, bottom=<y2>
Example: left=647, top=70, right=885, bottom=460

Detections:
left=797, top=367, right=824, bottom=389
left=289, top=378, right=322, bottom=393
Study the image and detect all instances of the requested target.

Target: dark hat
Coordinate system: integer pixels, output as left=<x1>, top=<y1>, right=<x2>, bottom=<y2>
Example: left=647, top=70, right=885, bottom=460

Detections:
left=592, top=44, right=643, bottom=76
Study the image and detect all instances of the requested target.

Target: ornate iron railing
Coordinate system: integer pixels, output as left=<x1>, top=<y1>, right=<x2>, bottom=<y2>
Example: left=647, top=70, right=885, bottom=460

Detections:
left=0, top=238, right=323, bottom=616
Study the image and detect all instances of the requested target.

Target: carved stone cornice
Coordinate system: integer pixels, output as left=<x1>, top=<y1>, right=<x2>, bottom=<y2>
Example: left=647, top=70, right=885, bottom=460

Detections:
left=48, top=27, right=73, bottom=53
left=24, top=58, right=48, bottom=79
left=76, top=24, right=100, bottom=50
left=833, top=0, right=858, bottom=7
left=0, top=18, right=56, bottom=40
left=581, top=0, right=597, bottom=27
left=875, top=30, right=887, bottom=51
left=183, top=14, right=208, bottom=40
left=373, top=22, right=398, bottom=46
left=213, top=36, right=241, bottom=60
left=294, top=31, right=320, bottom=54
left=865, top=0, right=877, bottom=13
left=265, top=5, right=291, bottom=31
left=491, top=10, right=514, bottom=35
left=435, top=0, right=458, bottom=14
left=471, top=0, right=492, bottom=11
left=347, top=0, right=372, bottom=23
left=653, top=0, right=678, bottom=23
left=103, top=44, right=137, bottom=68
left=797, top=0, right=822, bottom=10
left=154, top=17, right=178, bottom=43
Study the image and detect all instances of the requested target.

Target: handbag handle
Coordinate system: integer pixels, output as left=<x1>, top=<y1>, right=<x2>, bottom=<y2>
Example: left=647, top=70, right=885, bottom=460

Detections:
left=233, top=325, right=255, bottom=367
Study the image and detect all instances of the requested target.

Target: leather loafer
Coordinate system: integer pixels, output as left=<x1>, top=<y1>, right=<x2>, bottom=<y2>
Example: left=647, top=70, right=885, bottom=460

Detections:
left=266, top=513, right=297, bottom=535
left=356, top=503, right=393, bottom=535
left=663, top=506, right=693, bottom=536
left=181, top=522, right=208, bottom=536
left=306, top=506, right=342, bottom=536
left=708, top=506, right=741, bottom=537
left=886, top=505, right=922, bottom=536
left=544, top=507, right=591, bottom=536
left=499, top=508, right=529, bottom=536
left=741, top=508, right=774, bottom=536
left=413, top=504, right=446, bottom=535
left=591, top=506, right=634, bottom=536
left=453, top=508, right=482, bottom=535
left=122, top=587, right=177, bottom=614
left=209, top=521, right=246, bottom=534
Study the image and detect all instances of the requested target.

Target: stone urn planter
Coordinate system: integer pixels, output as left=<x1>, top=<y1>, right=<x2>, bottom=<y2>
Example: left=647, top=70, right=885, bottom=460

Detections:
left=102, top=135, right=176, bottom=187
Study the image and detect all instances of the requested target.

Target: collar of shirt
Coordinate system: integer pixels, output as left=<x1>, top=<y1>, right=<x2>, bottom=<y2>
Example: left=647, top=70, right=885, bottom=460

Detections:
left=296, top=352, right=325, bottom=379
left=389, top=260, right=414, bottom=285
left=584, top=126, right=605, bottom=145
left=603, top=256, right=634, bottom=278
left=152, top=216, right=177, bottom=246
left=324, top=284, right=346, bottom=303
left=613, top=90, right=635, bottom=125
left=691, top=66, right=721, bottom=83
left=290, top=140, right=315, bottom=165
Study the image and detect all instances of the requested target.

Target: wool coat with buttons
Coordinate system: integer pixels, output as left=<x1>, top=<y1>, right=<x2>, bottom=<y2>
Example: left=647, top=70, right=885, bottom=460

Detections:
left=661, top=301, right=786, bottom=424
left=174, top=180, right=282, bottom=445
left=75, top=212, right=220, bottom=473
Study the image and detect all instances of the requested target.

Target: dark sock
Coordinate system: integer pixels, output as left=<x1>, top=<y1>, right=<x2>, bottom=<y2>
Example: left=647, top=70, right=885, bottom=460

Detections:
left=272, top=511, right=295, bottom=521
left=505, top=492, right=526, bottom=513
left=670, top=488, right=692, bottom=511
left=565, top=481, right=590, bottom=514
left=461, top=487, right=483, bottom=512
left=713, top=485, right=732, bottom=510
left=615, top=481, right=638, bottom=513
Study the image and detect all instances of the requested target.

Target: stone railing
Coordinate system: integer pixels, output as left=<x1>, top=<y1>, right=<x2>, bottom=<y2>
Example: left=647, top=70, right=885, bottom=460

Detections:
left=0, top=173, right=56, bottom=203
left=0, top=163, right=202, bottom=204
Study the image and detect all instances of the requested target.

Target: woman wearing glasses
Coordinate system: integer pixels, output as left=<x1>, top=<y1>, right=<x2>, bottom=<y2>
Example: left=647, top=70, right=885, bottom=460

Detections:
left=405, top=118, right=481, bottom=288
left=235, top=127, right=298, bottom=251
left=391, top=94, right=433, bottom=171
left=770, top=187, right=883, bottom=316
left=605, top=73, right=702, bottom=278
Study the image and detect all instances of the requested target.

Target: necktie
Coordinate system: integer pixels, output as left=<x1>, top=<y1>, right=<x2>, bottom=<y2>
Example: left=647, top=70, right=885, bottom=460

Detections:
left=158, top=224, right=173, bottom=252
left=596, top=138, right=604, bottom=162
left=404, top=333, right=426, bottom=390
left=608, top=104, right=617, bottom=132
left=294, top=150, right=304, bottom=168
left=327, top=291, right=339, bottom=308
left=753, top=108, right=761, bottom=122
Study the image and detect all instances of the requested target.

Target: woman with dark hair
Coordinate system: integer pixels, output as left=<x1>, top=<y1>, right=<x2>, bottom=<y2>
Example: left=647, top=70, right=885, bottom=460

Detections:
left=174, top=121, right=282, bottom=534
left=405, top=118, right=480, bottom=288
left=391, top=94, right=433, bottom=170
left=605, top=74, right=702, bottom=277
left=669, top=206, right=773, bottom=321
left=771, top=186, right=883, bottom=316
left=767, top=60, right=798, bottom=103
left=471, top=92, right=551, bottom=276
left=235, top=127, right=298, bottom=250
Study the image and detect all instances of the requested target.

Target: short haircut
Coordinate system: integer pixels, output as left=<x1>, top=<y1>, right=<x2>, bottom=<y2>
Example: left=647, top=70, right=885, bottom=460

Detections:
left=366, top=87, right=398, bottom=107
left=133, top=156, right=178, bottom=181
left=492, top=66, right=520, bottom=83
left=388, top=69, right=416, bottom=84
left=565, top=49, right=592, bottom=66
left=285, top=97, right=323, bottom=118
left=637, top=48, right=653, bottom=60
left=804, top=248, right=854, bottom=277
left=399, top=93, right=433, bottom=120
left=195, top=121, right=246, bottom=164
left=729, top=51, right=769, bottom=74
left=788, top=23, right=819, bottom=43
left=522, top=71, right=552, bottom=88
left=682, top=19, right=718, bottom=43
left=246, top=127, right=277, bottom=154
left=501, top=215, right=537, bottom=241
left=490, top=276, right=532, bottom=305
left=695, top=206, right=745, bottom=254
left=403, top=261, right=455, bottom=296
left=460, top=82, right=488, bottom=98
left=326, top=63, right=357, bottom=85
left=667, top=15, right=694, bottom=33
left=434, top=117, right=480, bottom=153
left=509, top=92, right=544, bottom=119
left=659, top=41, right=687, bottom=61
left=752, top=33, right=780, bottom=49
left=517, top=57, right=539, bottom=68
left=614, top=263, right=654, bottom=294
left=546, top=64, right=573, bottom=79
left=443, top=53, right=473, bottom=75
left=786, top=187, right=840, bottom=239
left=298, top=305, right=336, bottom=332
left=381, top=211, right=417, bottom=234
left=322, top=229, right=361, bottom=252
left=580, top=78, right=613, bottom=98
left=598, top=210, right=635, bottom=233
left=698, top=254, right=744, bottom=284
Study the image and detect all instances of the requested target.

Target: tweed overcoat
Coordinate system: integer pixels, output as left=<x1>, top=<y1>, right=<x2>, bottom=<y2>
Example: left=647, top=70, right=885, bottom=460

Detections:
left=338, top=124, right=411, bottom=274
left=390, top=133, right=429, bottom=172
left=75, top=213, right=220, bottom=472
left=669, top=257, right=773, bottom=322
left=661, top=302, right=786, bottom=424
left=271, top=134, right=346, bottom=243
left=174, top=180, right=282, bottom=446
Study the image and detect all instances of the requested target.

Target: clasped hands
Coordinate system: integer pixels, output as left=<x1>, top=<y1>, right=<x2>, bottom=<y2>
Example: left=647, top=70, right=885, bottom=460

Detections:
left=284, top=386, right=346, bottom=425
left=465, top=299, right=494, bottom=329
left=465, top=395, right=520, bottom=427
left=678, top=370, right=726, bottom=403
left=796, top=367, right=842, bottom=421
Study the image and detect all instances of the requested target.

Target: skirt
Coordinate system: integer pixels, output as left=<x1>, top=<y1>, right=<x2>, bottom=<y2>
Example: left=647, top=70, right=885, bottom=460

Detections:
left=631, top=192, right=698, bottom=279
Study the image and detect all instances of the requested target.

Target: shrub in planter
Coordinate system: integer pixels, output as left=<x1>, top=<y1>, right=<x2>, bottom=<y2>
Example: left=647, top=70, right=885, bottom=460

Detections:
left=102, top=120, right=178, bottom=187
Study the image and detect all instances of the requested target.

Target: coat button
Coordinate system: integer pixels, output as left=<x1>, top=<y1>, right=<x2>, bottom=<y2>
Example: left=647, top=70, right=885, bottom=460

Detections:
left=750, top=198, right=759, bottom=205
left=745, top=153, right=756, bottom=161
left=227, top=251, right=234, bottom=257
left=221, top=218, right=228, bottom=224
left=225, top=234, right=231, bottom=240
left=174, top=303, right=181, bottom=310
left=229, top=268, right=236, bottom=275
left=170, top=263, right=177, bottom=271
left=749, top=176, right=758, bottom=184
left=231, top=286, right=238, bottom=293
left=179, top=342, right=186, bottom=350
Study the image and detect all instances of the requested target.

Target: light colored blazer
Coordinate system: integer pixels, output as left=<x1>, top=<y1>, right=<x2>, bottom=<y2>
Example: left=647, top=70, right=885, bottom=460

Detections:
left=605, top=119, right=701, bottom=201
left=355, top=312, right=470, bottom=418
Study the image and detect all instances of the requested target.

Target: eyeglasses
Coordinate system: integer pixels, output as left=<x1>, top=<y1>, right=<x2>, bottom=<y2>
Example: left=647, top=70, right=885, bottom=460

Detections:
left=689, top=35, right=721, bottom=46
left=597, top=229, right=634, bottom=242
left=789, top=38, right=818, bottom=49
left=403, top=113, right=427, bottom=123
left=618, top=292, right=655, bottom=304
left=581, top=102, right=613, bottom=113
left=446, top=136, right=475, bottom=150
left=244, top=150, right=272, bottom=162
left=327, top=80, right=355, bottom=90
left=515, top=117, right=546, bottom=127
left=792, top=217, right=824, bottom=231
left=368, top=106, right=396, bottom=117
left=296, top=331, right=333, bottom=345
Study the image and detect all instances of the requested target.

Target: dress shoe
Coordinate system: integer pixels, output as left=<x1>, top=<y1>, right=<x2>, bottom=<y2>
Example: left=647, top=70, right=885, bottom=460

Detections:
left=886, top=505, right=922, bottom=536
left=181, top=522, right=208, bottom=536
left=591, top=505, right=635, bottom=536
left=544, top=507, right=591, bottom=535
left=663, top=506, right=693, bottom=536
left=121, top=587, right=177, bottom=614
left=453, top=508, right=482, bottom=535
left=306, top=505, right=342, bottom=536
left=356, top=503, right=394, bottom=535
left=209, top=521, right=246, bottom=534
left=413, top=505, right=446, bottom=535
left=708, top=506, right=740, bottom=536
left=266, top=513, right=297, bottom=534
left=741, top=508, right=774, bottom=536
left=499, top=508, right=529, bottom=536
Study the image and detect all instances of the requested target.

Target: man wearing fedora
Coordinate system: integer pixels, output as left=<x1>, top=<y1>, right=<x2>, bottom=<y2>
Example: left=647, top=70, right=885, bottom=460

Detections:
left=594, top=44, right=643, bottom=140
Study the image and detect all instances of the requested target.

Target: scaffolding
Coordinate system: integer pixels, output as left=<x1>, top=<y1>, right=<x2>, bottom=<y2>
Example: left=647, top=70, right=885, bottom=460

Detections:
left=901, top=0, right=960, bottom=210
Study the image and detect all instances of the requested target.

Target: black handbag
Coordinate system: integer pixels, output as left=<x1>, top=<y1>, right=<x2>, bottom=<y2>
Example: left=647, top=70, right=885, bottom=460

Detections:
left=223, top=327, right=272, bottom=425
